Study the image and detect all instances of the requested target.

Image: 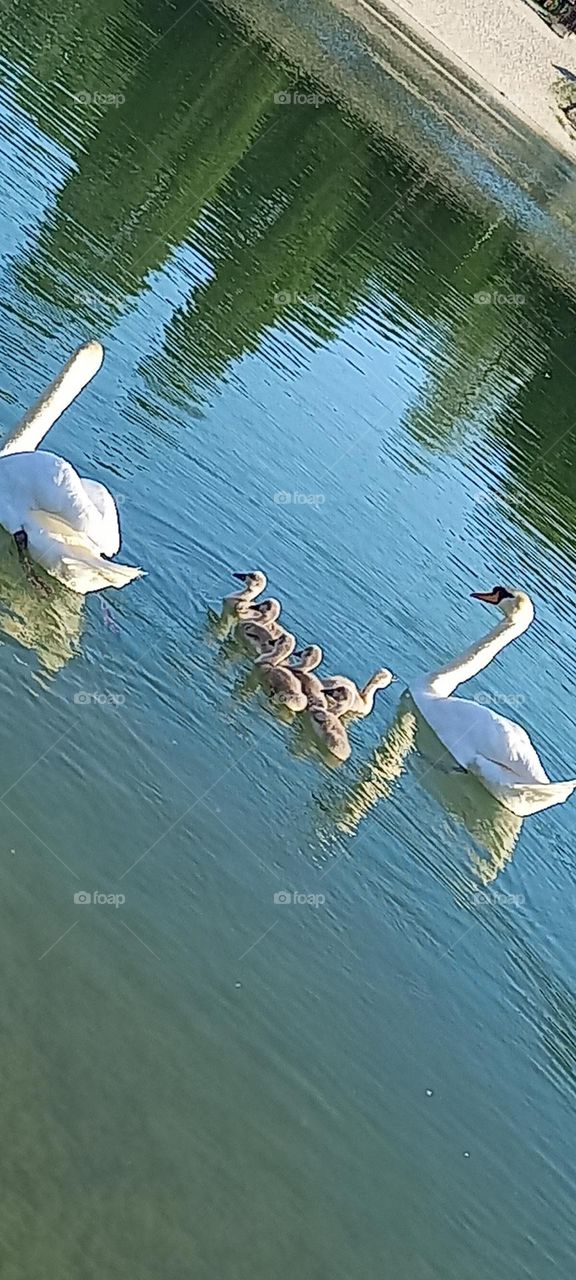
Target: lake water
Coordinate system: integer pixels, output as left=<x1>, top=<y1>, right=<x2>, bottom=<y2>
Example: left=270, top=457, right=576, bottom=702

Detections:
left=1, top=0, right=576, bottom=1275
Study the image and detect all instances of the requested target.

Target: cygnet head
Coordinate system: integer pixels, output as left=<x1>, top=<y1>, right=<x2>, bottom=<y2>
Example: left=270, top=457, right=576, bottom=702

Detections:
left=368, top=668, right=396, bottom=691
left=471, top=586, right=534, bottom=623
left=254, top=632, right=296, bottom=666
left=253, top=598, right=282, bottom=624
left=293, top=645, right=323, bottom=672
left=232, top=570, right=267, bottom=594
left=307, top=690, right=329, bottom=714
left=328, top=685, right=354, bottom=714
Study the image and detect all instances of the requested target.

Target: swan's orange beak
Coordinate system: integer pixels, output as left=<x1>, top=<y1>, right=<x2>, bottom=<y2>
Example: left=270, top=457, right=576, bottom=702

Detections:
left=471, top=590, right=499, bottom=603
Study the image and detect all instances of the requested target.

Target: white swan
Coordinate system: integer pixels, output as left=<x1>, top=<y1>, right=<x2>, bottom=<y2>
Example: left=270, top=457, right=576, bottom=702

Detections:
left=0, top=341, right=143, bottom=593
left=410, top=586, right=576, bottom=817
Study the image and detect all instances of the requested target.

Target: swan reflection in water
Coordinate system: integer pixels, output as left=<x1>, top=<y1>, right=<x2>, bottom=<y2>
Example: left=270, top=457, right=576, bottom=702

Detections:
left=333, top=694, right=522, bottom=885
left=0, top=530, right=83, bottom=673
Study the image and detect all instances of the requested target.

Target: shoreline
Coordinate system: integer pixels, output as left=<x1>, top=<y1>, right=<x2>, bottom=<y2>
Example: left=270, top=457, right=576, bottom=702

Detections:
left=215, top=0, right=566, bottom=178
left=213, top=0, right=576, bottom=287
left=336, top=0, right=576, bottom=158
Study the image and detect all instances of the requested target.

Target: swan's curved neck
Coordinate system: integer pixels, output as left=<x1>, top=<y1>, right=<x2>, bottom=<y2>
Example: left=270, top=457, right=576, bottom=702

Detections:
left=0, top=341, right=104, bottom=456
left=360, top=676, right=382, bottom=713
left=425, top=606, right=532, bottom=697
left=237, top=582, right=261, bottom=605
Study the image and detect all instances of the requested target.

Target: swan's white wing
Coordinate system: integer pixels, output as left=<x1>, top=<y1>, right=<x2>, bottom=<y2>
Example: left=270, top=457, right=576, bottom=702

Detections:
left=80, top=479, right=120, bottom=556
left=473, top=708, right=550, bottom=783
left=410, top=688, right=549, bottom=784
left=0, top=449, right=123, bottom=556
left=0, top=452, right=142, bottom=594
left=4, top=450, right=109, bottom=546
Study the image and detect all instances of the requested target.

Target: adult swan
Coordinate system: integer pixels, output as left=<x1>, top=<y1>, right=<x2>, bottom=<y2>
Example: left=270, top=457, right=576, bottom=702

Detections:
left=409, top=586, right=575, bottom=817
left=0, top=340, right=143, bottom=593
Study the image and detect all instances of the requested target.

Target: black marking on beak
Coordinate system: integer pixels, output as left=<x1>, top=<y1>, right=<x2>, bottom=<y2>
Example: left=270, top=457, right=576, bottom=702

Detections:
left=471, top=585, right=513, bottom=604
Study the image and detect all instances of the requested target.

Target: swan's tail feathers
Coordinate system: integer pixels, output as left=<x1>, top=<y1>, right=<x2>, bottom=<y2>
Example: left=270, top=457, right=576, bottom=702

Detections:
left=60, top=549, right=144, bottom=594
left=509, top=779, right=576, bottom=816
left=92, top=560, right=144, bottom=591
left=472, top=755, right=576, bottom=816
left=1, top=341, right=104, bottom=455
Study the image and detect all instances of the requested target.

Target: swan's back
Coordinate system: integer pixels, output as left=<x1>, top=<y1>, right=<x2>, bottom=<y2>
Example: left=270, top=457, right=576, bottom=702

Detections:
left=2, top=450, right=87, bottom=515
left=0, top=450, right=113, bottom=548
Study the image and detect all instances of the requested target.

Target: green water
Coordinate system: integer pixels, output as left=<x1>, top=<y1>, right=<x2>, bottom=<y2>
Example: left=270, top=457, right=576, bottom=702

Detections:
left=1, top=0, right=576, bottom=1275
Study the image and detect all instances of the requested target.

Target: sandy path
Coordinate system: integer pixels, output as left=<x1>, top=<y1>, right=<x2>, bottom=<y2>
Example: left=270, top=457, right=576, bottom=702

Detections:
left=346, top=0, right=576, bottom=154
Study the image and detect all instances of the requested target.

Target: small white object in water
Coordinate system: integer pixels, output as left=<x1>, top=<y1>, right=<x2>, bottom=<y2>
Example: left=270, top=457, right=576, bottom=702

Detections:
left=425, top=1089, right=433, bottom=1097
left=463, top=1151, right=470, bottom=1158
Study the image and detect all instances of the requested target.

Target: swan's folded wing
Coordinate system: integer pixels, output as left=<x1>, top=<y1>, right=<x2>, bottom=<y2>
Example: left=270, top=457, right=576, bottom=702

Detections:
left=26, top=454, right=119, bottom=557
left=411, top=691, right=550, bottom=783
left=80, top=478, right=121, bottom=556
left=470, top=707, right=550, bottom=784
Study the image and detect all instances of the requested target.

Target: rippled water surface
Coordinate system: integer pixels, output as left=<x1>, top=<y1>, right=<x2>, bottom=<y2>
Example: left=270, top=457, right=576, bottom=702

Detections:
left=1, top=1, right=576, bottom=1275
